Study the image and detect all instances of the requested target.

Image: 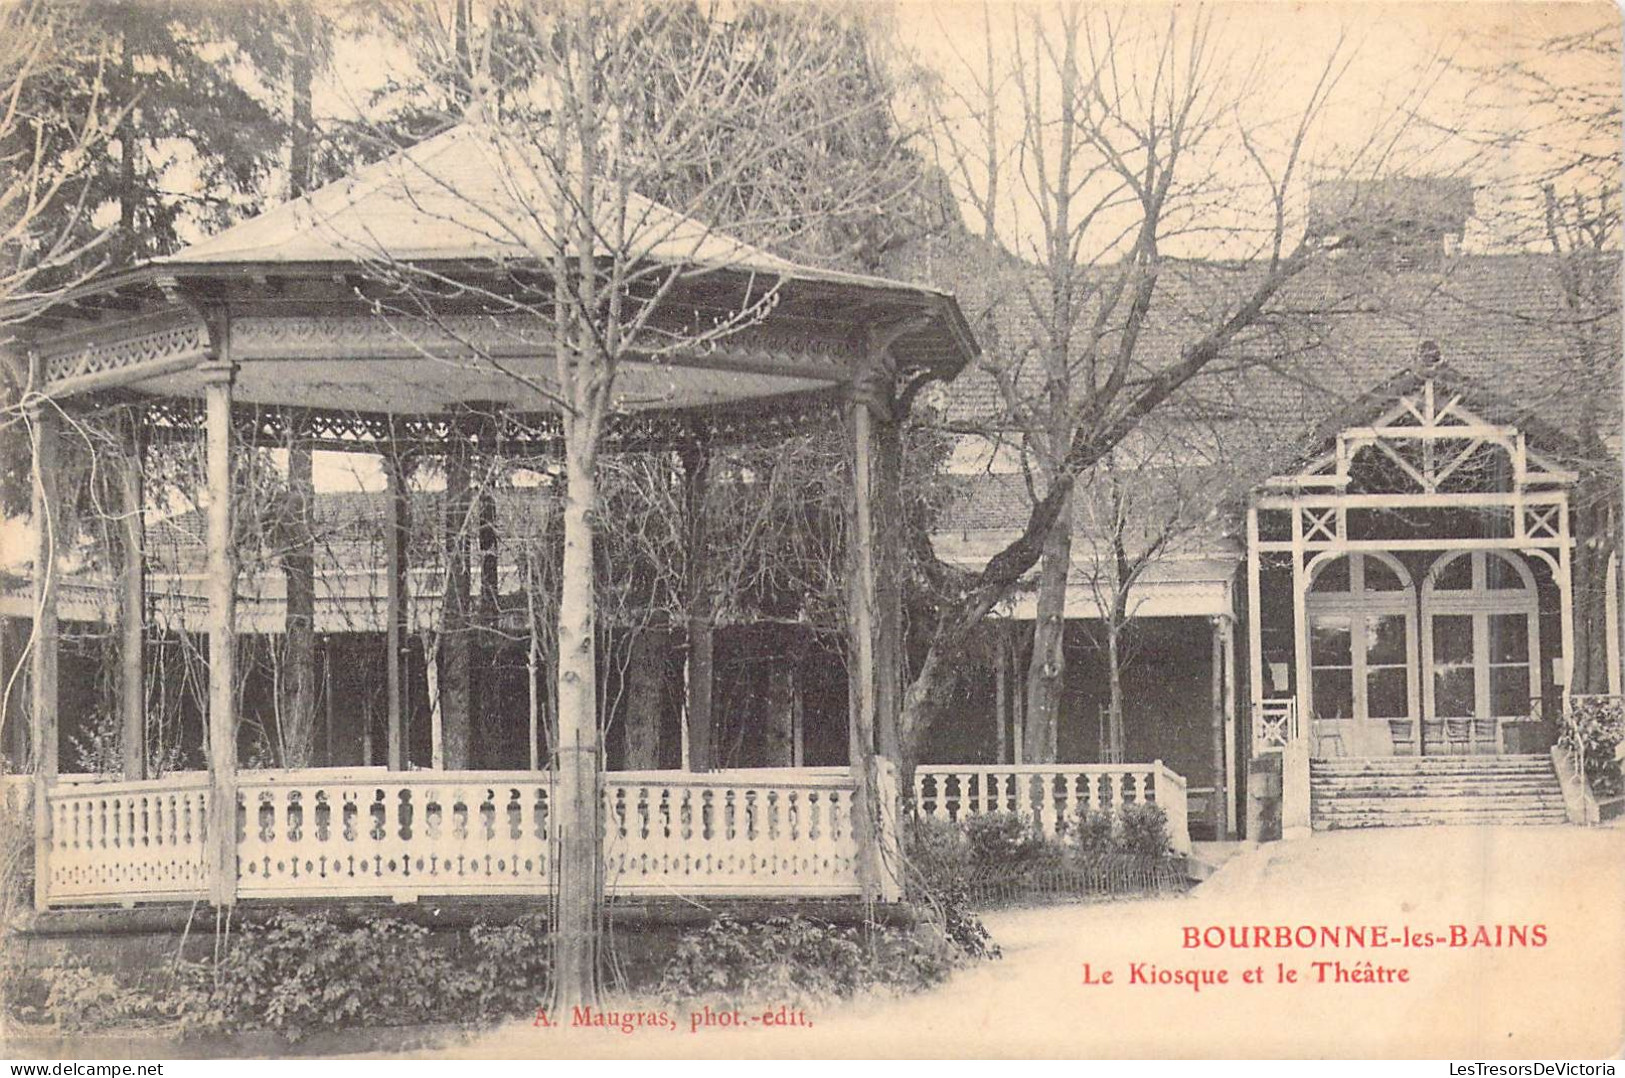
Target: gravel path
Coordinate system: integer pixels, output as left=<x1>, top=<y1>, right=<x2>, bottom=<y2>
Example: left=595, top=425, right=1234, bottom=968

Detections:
left=447, top=825, right=1625, bottom=1058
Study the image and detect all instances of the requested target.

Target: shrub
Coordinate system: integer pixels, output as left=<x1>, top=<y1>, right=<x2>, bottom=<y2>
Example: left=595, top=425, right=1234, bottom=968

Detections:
left=1068, top=803, right=1172, bottom=858
left=1117, top=803, right=1172, bottom=858
left=1561, top=697, right=1625, bottom=799
left=962, top=812, right=1044, bottom=867
left=211, top=910, right=550, bottom=1038
left=904, top=816, right=1000, bottom=961
left=1070, top=810, right=1117, bottom=855
left=23, top=962, right=214, bottom=1033
left=655, top=914, right=963, bottom=1012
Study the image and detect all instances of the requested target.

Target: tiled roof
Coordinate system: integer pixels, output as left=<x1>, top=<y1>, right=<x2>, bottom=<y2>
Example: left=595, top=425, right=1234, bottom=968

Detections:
left=159, top=123, right=959, bottom=301
left=893, top=232, right=1620, bottom=475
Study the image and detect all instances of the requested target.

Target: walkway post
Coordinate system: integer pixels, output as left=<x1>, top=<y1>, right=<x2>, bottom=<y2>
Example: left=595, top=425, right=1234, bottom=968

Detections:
left=200, top=340, right=239, bottom=907
left=29, top=393, right=60, bottom=912
left=119, top=414, right=146, bottom=780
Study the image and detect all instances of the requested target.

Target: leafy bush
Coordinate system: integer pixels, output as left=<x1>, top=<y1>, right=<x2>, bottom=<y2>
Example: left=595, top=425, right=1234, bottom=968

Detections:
left=904, top=817, right=1000, bottom=961
left=209, top=910, right=550, bottom=1038
left=1562, top=697, right=1625, bottom=798
left=1069, top=803, right=1171, bottom=857
left=1070, top=810, right=1117, bottom=854
left=1117, top=803, right=1172, bottom=857
left=11, top=961, right=215, bottom=1033
left=655, top=914, right=963, bottom=1012
left=962, top=812, right=1044, bottom=867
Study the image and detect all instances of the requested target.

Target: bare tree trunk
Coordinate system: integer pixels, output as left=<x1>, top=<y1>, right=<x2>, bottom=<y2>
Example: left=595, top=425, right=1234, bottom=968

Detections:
left=440, top=440, right=472, bottom=769
left=551, top=422, right=601, bottom=1012
left=1106, top=618, right=1125, bottom=763
left=289, top=4, right=314, bottom=200
left=1024, top=485, right=1073, bottom=763
left=281, top=420, right=317, bottom=767
left=623, top=628, right=665, bottom=770
left=1574, top=487, right=1618, bottom=693
left=475, top=482, right=499, bottom=765
left=766, top=664, right=795, bottom=767
left=682, top=448, right=713, bottom=771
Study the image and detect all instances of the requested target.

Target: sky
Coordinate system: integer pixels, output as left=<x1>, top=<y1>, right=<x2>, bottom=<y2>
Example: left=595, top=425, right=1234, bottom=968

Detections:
left=12, top=0, right=1621, bottom=539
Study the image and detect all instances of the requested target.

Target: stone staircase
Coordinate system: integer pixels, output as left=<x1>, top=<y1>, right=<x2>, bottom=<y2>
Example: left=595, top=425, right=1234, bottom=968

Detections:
left=1310, top=754, right=1569, bottom=830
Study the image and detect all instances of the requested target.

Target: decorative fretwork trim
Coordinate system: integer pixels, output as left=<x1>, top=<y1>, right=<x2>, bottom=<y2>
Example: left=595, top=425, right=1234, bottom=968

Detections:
left=231, top=314, right=857, bottom=377
left=42, top=319, right=209, bottom=387
left=113, top=387, right=846, bottom=455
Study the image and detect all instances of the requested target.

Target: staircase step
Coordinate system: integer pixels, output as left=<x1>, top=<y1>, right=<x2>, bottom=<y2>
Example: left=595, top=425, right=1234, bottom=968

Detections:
left=1314, top=814, right=1568, bottom=830
left=1313, top=756, right=1552, bottom=770
left=1319, top=793, right=1560, bottom=809
left=1312, top=766, right=1555, bottom=779
left=1308, top=752, right=1567, bottom=831
left=1313, top=783, right=1566, bottom=799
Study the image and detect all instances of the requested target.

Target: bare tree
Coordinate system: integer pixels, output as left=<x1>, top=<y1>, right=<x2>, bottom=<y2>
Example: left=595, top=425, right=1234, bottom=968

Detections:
left=907, top=3, right=1436, bottom=764
left=1445, top=14, right=1621, bottom=694
left=0, top=0, right=123, bottom=317
left=329, top=0, right=924, bottom=1013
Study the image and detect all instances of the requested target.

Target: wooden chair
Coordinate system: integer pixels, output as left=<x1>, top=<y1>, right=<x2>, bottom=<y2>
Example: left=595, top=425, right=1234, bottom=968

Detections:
left=1444, top=719, right=1473, bottom=755
left=1471, top=719, right=1500, bottom=755
left=1312, top=721, right=1347, bottom=758
left=1388, top=721, right=1419, bottom=756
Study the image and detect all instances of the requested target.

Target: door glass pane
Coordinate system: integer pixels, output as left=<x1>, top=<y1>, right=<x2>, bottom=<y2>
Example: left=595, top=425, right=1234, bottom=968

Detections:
left=1367, top=666, right=1409, bottom=718
left=1486, top=555, right=1526, bottom=591
left=1433, top=666, right=1476, bottom=718
left=1488, top=614, right=1529, bottom=663
left=1432, top=614, right=1473, bottom=663
left=1366, top=614, right=1408, bottom=666
left=1433, top=555, right=1473, bottom=591
left=1364, top=557, right=1405, bottom=591
left=1310, top=616, right=1352, bottom=664
left=1312, top=670, right=1355, bottom=721
left=1489, top=666, right=1531, bottom=717
left=1312, top=559, right=1350, bottom=592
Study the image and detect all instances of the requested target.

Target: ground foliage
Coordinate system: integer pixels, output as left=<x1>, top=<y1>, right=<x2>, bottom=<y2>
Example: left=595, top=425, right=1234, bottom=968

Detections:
left=1561, top=695, right=1625, bottom=798
left=653, top=913, right=972, bottom=1014
left=909, top=806, right=1188, bottom=911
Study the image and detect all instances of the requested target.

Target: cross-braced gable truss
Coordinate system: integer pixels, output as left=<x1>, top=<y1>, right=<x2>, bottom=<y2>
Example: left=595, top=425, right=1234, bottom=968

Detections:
left=1267, top=376, right=1577, bottom=499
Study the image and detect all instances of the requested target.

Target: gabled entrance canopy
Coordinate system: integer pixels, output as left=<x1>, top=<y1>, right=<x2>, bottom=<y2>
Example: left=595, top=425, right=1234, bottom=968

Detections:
left=1245, top=360, right=1579, bottom=762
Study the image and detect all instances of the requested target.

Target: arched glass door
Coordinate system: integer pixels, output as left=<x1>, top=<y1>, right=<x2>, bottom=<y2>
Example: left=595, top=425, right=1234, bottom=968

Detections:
left=1304, top=552, right=1420, bottom=758
left=1421, top=550, right=1542, bottom=755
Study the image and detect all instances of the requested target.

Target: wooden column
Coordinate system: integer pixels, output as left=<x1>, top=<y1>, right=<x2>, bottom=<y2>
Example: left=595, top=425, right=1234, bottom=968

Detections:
left=200, top=355, right=239, bottom=907
left=846, top=391, right=883, bottom=901
left=384, top=455, right=411, bottom=770
left=281, top=412, right=317, bottom=767
left=1290, top=504, right=1310, bottom=724
left=1221, top=611, right=1238, bottom=838
left=1246, top=503, right=1264, bottom=757
left=871, top=408, right=905, bottom=763
left=119, top=416, right=146, bottom=780
left=1209, top=616, right=1226, bottom=839
left=29, top=402, right=60, bottom=912
left=1559, top=497, right=1577, bottom=710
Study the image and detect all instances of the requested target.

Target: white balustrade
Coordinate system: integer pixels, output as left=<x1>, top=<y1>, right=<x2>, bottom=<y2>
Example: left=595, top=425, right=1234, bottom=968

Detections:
left=603, top=768, right=859, bottom=896
left=912, top=762, right=1192, bottom=854
left=236, top=769, right=552, bottom=900
left=40, top=766, right=871, bottom=906
left=44, top=773, right=211, bottom=904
